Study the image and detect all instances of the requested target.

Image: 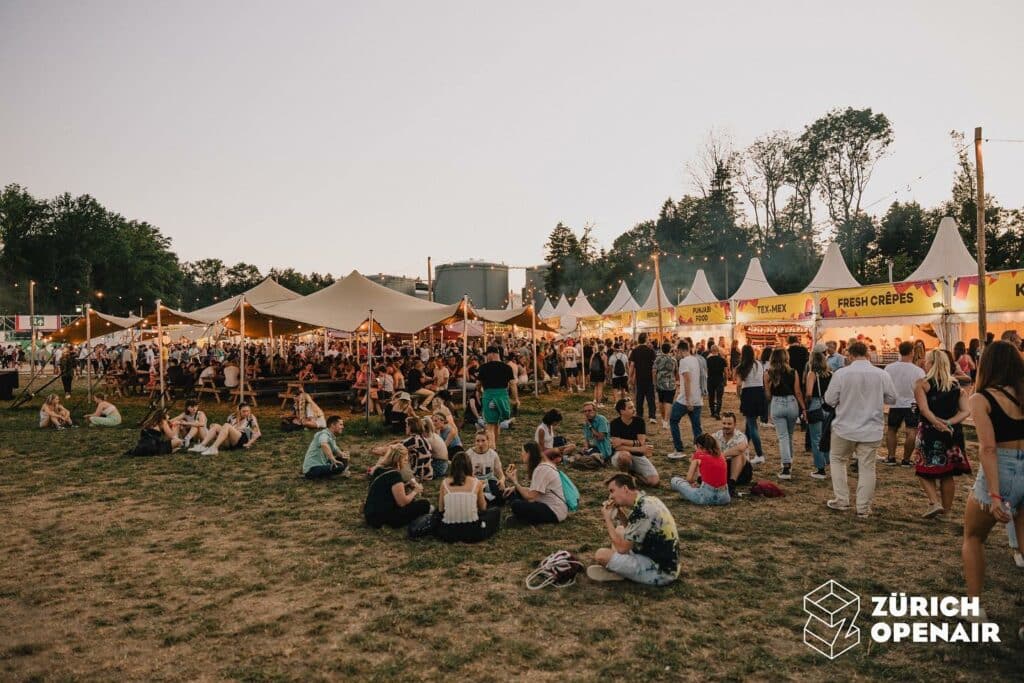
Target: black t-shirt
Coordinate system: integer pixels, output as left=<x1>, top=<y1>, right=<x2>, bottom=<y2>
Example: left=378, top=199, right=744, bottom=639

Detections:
left=706, top=355, right=727, bottom=383
left=406, top=368, right=424, bottom=392
left=478, top=361, right=513, bottom=390
left=364, top=468, right=403, bottom=528
left=629, top=345, right=656, bottom=386
left=610, top=416, right=646, bottom=442
left=770, top=369, right=797, bottom=397
left=788, top=344, right=809, bottom=377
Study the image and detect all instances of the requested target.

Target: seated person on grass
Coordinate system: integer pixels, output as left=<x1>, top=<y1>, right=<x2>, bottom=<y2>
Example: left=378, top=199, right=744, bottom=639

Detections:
left=142, top=409, right=184, bottom=453
left=370, top=416, right=434, bottom=481
left=435, top=450, right=501, bottom=543
left=609, top=399, right=660, bottom=487
left=383, top=393, right=416, bottom=434
left=302, top=415, right=349, bottom=479
left=713, top=412, right=751, bottom=497
left=504, top=442, right=569, bottom=525
left=39, top=394, right=74, bottom=429
left=421, top=415, right=450, bottom=479
left=433, top=411, right=463, bottom=452
left=288, top=389, right=326, bottom=430
left=588, top=473, right=680, bottom=586
left=189, top=402, right=261, bottom=455
left=535, top=409, right=577, bottom=464
left=570, top=401, right=612, bottom=469
left=171, top=399, right=208, bottom=449
left=467, top=431, right=507, bottom=504
left=363, top=444, right=430, bottom=529
left=86, top=392, right=121, bottom=427
left=670, top=433, right=731, bottom=505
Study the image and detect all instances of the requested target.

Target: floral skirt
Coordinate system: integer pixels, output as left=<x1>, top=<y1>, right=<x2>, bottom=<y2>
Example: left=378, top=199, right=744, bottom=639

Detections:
left=913, top=424, right=970, bottom=479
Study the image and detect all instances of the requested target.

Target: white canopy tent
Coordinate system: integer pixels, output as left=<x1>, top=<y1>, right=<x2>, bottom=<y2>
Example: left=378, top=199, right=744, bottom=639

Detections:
left=538, top=297, right=555, bottom=319
left=638, top=277, right=671, bottom=311
left=678, top=269, right=719, bottom=306
left=602, top=281, right=641, bottom=315
left=905, top=216, right=977, bottom=281
left=803, top=242, right=860, bottom=293
left=730, top=258, right=778, bottom=300
left=569, top=289, right=599, bottom=318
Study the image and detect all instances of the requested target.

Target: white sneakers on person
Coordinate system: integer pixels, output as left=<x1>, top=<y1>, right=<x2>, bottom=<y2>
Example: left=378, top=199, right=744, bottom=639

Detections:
left=750, top=455, right=765, bottom=465
left=826, top=499, right=850, bottom=511
left=188, top=444, right=205, bottom=454
left=667, top=452, right=687, bottom=460
left=586, top=565, right=624, bottom=582
left=662, top=420, right=669, bottom=430
left=201, top=447, right=219, bottom=456
left=649, top=418, right=658, bottom=424
left=1013, top=551, right=1024, bottom=569
left=922, top=503, right=945, bottom=519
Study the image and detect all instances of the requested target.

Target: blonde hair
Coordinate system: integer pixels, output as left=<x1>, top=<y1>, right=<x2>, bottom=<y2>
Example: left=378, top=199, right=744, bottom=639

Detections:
left=421, top=416, right=435, bottom=436
left=924, top=349, right=956, bottom=392
left=378, top=444, right=408, bottom=470
left=45, top=394, right=60, bottom=407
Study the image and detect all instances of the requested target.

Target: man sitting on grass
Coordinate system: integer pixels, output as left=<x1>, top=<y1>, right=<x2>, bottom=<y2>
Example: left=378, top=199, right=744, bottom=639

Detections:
left=569, top=401, right=612, bottom=469
left=587, top=473, right=680, bottom=585
left=302, top=415, right=349, bottom=479
left=713, top=412, right=751, bottom=497
left=609, top=399, right=660, bottom=486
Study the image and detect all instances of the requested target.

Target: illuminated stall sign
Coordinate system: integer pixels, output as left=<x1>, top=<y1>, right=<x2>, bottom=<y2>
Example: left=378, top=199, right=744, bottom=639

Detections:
left=735, top=293, right=814, bottom=324
left=951, top=270, right=1024, bottom=314
left=819, top=280, right=943, bottom=319
left=676, top=301, right=731, bottom=326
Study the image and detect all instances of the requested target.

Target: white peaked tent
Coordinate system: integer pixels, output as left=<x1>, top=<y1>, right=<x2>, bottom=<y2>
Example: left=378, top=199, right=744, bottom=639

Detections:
left=803, top=242, right=860, bottom=293
left=539, top=297, right=555, bottom=318
left=678, top=269, right=719, bottom=306
left=730, top=258, right=778, bottom=300
left=189, top=276, right=302, bottom=323
left=552, top=294, right=573, bottom=319
left=905, top=216, right=978, bottom=281
left=602, top=281, right=641, bottom=315
left=570, top=289, right=599, bottom=318
left=639, top=277, right=671, bottom=311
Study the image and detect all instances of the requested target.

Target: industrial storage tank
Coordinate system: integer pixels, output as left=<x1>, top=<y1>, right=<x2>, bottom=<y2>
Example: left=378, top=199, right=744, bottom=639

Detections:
left=366, top=273, right=421, bottom=296
left=523, top=264, right=550, bottom=308
left=433, top=260, right=509, bottom=309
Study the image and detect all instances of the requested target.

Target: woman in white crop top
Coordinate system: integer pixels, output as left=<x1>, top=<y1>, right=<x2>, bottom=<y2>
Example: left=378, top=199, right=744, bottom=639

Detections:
left=436, top=451, right=501, bottom=543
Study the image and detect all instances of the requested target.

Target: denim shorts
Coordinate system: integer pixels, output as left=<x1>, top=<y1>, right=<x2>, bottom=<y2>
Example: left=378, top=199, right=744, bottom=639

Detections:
left=972, top=448, right=1024, bottom=511
left=606, top=551, right=676, bottom=586
left=611, top=453, right=658, bottom=481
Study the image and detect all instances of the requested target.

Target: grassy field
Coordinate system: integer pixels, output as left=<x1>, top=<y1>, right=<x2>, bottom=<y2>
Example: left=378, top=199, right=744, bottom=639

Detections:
left=1, top=378, right=1021, bottom=682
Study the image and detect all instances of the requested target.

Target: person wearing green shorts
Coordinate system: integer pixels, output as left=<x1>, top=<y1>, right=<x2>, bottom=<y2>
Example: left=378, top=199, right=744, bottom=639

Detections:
left=86, top=393, right=122, bottom=427
left=477, top=347, right=518, bottom=449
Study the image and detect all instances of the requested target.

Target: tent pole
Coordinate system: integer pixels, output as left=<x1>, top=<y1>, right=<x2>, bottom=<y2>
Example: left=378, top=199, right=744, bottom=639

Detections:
left=268, top=319, right=275, bottom=374
left=156, top=299, right=165, bottom=409
left=239, top=297, right=246, bottom=405
left=462, top=295, right=468, bottom=410
left=85, top=304, right=92, bottom=403
left=367, top=310, right=374, bottom=424
left=532, top=306, right=539, bottom=398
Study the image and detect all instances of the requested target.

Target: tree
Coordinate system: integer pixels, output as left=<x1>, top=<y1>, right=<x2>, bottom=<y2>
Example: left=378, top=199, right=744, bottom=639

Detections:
left=874, top=202, right=930, bottom=281
left=740, top=131, right=793, bottom=249
left=543, top=222, right=585, bottom=296
left=224, top=263, right=264, bottom=296
left=803, top=107, right=894, bottom=227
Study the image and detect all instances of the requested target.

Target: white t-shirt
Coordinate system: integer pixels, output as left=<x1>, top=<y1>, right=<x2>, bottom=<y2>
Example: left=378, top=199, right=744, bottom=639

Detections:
left=223, top=365, right=240, bottom=388
left=676, top=355, right=703, bottom=405
left=739, top=360, right=765, bottom=389
left=884, top=361, right=926, bottom=409
left=531, top=463, right=568, bottom=521
left=537, top=423, right=555, bottom=449
left=426, top=433, right=448, bottom=461
left=469, top=448, right=501, bottom=481
left=562, top=346, right=578, bottom=369
left=609, top=352, right=629, bottom=378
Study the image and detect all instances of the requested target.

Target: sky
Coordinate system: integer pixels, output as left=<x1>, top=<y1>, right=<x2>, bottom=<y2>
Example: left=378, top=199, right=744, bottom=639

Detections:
left=2, top=0, right=1023, bottom=294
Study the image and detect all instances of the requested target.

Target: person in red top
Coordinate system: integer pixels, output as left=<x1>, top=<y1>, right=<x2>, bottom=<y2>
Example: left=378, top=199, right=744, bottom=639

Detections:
left=669, top=433, right=731, bottom=505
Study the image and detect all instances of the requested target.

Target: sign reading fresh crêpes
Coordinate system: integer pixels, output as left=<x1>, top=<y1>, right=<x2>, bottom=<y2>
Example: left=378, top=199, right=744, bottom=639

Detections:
left=819, top=280, right=943, bottom=318
left=951, top=269, right=1024, bottom=313
left=677, top=301, right=730, bottom=326
left=735, top=293, right=814, bottom=323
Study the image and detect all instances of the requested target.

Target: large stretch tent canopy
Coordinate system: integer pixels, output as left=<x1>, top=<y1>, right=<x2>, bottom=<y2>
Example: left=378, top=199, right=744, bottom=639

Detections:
left=46, top=310, right=142, bottom=343
left=803, top=242, right=860, bottom=293
left=188, top=276, right=302, bottom=323
left=476, top=306, right=559, bottom=333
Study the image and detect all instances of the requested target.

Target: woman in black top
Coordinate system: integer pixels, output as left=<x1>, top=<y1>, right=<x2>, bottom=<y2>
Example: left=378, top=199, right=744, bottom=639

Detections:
left=364, top=444, right=430, bottom=529
left=804, top=347, right=833, bottom=479
left=912, top=350, right=971, bottom=518
left=764, top=348, right=805, bottom=481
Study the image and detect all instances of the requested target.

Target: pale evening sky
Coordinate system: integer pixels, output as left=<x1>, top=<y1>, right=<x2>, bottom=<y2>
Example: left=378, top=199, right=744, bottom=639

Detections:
left=2, top=0, right=1023, bottom=293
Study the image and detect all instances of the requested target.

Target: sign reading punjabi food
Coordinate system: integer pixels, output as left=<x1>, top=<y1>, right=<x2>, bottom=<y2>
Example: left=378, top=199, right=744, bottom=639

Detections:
left=735, top=293, right=814, bottom=323
left=951, top=269, right=1024, bottom=314
left=819, top=280, right=943, bottom=319
left=676, top=301, right=731, bottom=326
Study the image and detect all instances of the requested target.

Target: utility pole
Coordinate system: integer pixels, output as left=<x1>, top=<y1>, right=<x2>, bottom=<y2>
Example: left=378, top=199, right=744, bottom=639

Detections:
left=29, top=280, right=36, bottom=376
left=974, top=127, right=987, bottom=348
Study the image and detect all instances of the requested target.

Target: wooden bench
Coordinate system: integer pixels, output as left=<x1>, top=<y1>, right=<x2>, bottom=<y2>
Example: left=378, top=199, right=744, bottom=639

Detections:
left=195, top=378, right=223, bottom=405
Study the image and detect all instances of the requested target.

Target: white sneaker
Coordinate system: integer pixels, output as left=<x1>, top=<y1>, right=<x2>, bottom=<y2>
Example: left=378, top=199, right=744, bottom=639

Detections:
left=188, top=444, right=205, bottom=453
left=183, top=437, right=192, bottom=449
left=586, top=565, right=625, bottom=582
left=751, top=455, right=765, bottom=465
left=649, top=418, right=657, bottom=424
left=662, top=420, right=669, bottom=429
left=1013, top=551, right=1024, bottom=569
left=826, top=499, right=850, bottom=511
left=667, top=451, right=687, bottom=460
left=201, top=447, right=219, bottom=456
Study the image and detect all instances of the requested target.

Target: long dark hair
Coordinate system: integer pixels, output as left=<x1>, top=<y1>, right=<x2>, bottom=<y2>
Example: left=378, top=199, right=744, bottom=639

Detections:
left=523, top=442, right=543, bottom=476
left=448, top=450, right=472, bottom=486
left=736, top=344, right=756, bottom=381
left=767, top=348, right=792, bottom=389
left=976, top=341, right=1024, bottom=404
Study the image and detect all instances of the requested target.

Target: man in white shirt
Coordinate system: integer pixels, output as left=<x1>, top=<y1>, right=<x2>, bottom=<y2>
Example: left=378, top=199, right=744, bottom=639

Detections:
left=883, top=341, right=925, bottom=466
left=668, top=340, right=703, bottom=458
left=222, top=360, right=241, bottom=389
left=824, top=341, right=897, bottom=516
left=562, top=342, right=580, bottom=394
left=712, top=412, right=751, bottom=496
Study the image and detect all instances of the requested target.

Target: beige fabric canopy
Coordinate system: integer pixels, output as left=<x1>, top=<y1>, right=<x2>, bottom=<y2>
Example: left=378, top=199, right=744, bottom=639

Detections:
left=188, top=277, right=302, bottom=323
left=602, top=281, right=640, bottom=315
left=47, top=310, right=142, bottom=344
left=639, top=277, right=671, bottom=310
left=569, top=289, right=599, bottom=318
left=475, top=306, right=559, bottom=333
left=905, top=216, right=977, bottom=282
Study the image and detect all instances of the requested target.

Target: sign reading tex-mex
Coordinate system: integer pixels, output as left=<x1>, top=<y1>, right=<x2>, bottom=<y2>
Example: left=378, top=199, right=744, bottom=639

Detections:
left=951, top=269, right=1024, bottom=313
left=819, top=280, right=943, bottom=319
left=735, top=293, right=814, bottom=323
left=677, top=301, right=731, bottom=325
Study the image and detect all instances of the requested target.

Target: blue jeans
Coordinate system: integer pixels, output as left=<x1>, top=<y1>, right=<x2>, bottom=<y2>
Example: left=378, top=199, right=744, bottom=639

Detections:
left=671, top=477, right=730, bottom=505
left=807, top=396, right=830, bottom=469
left=432, top=459, right=449, bottom=478
left=745, top=414, right=763, bottom=458
left=669, top=402, right=703, bottom=452
left=771, top=395, right=800, bottom=466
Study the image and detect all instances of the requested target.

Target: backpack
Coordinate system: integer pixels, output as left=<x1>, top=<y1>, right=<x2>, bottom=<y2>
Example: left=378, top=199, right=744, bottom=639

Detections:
left=125, top=429, right=171, bottom=457
left=590, top=352, right=603, bottom=373
left=525, top=550, right=585, bottom=590
left=612, top=354, right=627, bottom=377
left=558, top=470, right=581, bottom=511
left=750, top=480, right=785, bottom=498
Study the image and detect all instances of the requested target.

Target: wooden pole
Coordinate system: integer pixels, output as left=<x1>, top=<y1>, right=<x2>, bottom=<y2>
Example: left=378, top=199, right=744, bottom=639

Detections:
left=366, top=310, right=374, bottom=424
left=974, top=127, right=987, bottom=348
left=268, top=319, right=275, bottom=374
left=156, top=300, right=165, bottom=409
left=428, top=256, right=434, bottom=352
left=653, top=250, right=665, bottom=344
left=238, top=298, right=246, bottom=405
left=85, top=304, right=92, bottom=402
left=29, top=280, right=36, bottom=375
left=531, top=305, right=539, bottom=397
left=461, top=295, right=469, bottom=409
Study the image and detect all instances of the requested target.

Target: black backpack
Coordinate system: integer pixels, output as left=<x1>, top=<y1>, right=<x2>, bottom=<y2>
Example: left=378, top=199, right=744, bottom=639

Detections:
left=613, top=355, right=626, bottom=377
left=590, top=353, right=603, bottom=373
left=126, top=429, right=171, bottom=457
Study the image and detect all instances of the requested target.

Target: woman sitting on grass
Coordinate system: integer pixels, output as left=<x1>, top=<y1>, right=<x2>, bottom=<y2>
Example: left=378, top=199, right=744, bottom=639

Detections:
left=140, top=409, right=184, bottom=453
left=383, top=393, right=416, bottom=434
left=39, top=394, right=74, bottom=429
left=504, top=442, right=569, bottom=525
left=670, top=433, right=731, bottom=506
left=433, top=411, right=462, bottom=452
left=188, top=403, right=261, bottom=455
left=468, top=431, right=507, bottom=505
left=171, top=399, right=208, bottom=448
left=86, top=392, right=121, bottom=427
left=290, top=389, right=326, bottom=430
left=435, top=450, right=501, bottom=543
left=363, top=444, right=430, bottom=529
left=421, top=415, right=449, bottom=478
left=535, top=409, right=576, bottom=464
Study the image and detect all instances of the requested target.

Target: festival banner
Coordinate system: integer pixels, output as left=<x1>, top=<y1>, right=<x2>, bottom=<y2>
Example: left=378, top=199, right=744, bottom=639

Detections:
left=818, top=280, right=943, bottom=319
left=15, top=315, right=60, bottom=331
left=951, top=269, right=1024, bottom=314
left=676, top=301, right=731, bottom=326
left=638, top=308, right=676, bottom=326
left=544, top=316, right=561, bottom=330
left=602, top=311, right=634, bottom=329
left=735, top=293, right=814, bottom=323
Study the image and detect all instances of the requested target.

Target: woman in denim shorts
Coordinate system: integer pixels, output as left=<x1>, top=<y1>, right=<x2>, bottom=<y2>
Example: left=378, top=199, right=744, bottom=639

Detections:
left=962, top=342, right=1024, bottom=623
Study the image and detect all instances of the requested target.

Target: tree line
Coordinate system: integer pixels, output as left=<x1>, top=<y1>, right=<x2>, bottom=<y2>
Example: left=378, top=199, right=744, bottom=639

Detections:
left=543, top=108, right=1024, bottom=311
left=0, top=184, right=336, bottom=314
